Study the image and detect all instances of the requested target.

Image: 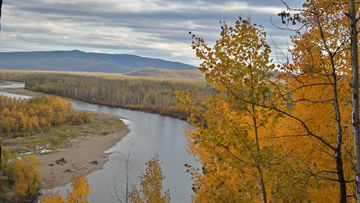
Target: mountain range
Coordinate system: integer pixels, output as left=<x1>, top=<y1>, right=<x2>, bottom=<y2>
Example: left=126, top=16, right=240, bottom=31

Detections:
left=0, top=50, right=197, bottom=73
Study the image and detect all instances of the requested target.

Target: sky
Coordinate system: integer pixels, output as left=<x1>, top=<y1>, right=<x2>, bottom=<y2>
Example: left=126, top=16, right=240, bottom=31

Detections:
left=0, top=0, right=305, bottom=66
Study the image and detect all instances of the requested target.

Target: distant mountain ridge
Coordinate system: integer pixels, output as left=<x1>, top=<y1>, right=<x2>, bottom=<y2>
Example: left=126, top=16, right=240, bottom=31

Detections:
left=0, top=50, right=197, bottom=73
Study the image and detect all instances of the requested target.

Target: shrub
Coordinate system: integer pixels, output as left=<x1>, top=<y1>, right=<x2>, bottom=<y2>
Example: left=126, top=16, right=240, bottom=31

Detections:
left=72, top=111, right=92, bottom=125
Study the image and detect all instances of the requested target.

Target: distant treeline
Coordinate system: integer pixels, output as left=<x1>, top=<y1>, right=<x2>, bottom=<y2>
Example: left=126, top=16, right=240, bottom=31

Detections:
left=0, top=95, right=91, bottom=135
left=0, top=70, right=214, bottom=119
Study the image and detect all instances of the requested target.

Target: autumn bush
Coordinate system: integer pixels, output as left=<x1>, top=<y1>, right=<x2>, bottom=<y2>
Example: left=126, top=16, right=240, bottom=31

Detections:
left=72, top=111, right=92, bottom=125
left=0, top=147, right=17, bottom=181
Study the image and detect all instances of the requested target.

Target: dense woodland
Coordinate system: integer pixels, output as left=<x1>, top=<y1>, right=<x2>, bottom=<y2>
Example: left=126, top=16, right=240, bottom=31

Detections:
left=0, top=70, right=214, bottom=118
left=0, top=95, right=91, bottom=135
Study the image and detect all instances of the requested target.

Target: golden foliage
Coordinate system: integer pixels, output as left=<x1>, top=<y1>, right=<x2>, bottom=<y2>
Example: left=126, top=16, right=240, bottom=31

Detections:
left=178, top=17, right=311, bottom=202
left=40, top=174, right=90, bottom=203
left=130, top=155, right=170, bottom=203
left=1, top=147, right=17, bottom=181
left=0, top=95, right=91, bottom=135
left=72, top=111, right=92, bottom=125
left=13, top=155, right=41, bottom=197
left=177, top=13, right=360, bottom=202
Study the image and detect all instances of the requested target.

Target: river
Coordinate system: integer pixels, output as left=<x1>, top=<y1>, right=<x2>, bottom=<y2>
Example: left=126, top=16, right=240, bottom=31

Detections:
left=0, top=83, right=200, bottom=203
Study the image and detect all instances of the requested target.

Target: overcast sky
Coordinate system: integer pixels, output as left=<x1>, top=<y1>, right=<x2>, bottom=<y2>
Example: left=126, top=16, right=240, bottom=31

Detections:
left=0, top=0, right=305, bottom=66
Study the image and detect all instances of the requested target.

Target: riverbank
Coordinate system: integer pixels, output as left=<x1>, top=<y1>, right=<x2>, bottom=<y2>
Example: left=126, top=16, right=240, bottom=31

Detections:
left=37, top=123, right=129, bottom=189
left=0, top=86, right=131, bottom=190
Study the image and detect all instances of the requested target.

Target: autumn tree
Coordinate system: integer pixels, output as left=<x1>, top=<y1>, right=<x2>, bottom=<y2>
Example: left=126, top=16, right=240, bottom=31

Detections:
left=179, top=0, right=360, bottom=201
left=130, top=154, right=170, bottom=203
left=274, top=1, right=360, bottom=202
left=13, top=155, right=41, bottom=198
left=348, top=0, right=360, bottom=200
left=178, top=17, right=318, bottom=202
left=1, top=147, right=17, bottom=181
left=66, top=174, right=90, bottom=203
left=40, top=174, right=90, bottom=203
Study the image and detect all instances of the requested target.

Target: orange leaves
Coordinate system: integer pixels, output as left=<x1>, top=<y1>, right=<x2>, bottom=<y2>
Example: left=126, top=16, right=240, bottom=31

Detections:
left=177, top=89, right=310, bottom=201
left=180, top=16, right=320, bottom=202
left=275, top=1, right=358, bottom=202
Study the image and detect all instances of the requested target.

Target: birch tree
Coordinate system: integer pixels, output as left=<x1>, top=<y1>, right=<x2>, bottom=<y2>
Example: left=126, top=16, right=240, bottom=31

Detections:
left=348, top=0, right=360, bottom=201
left=178, top=1, right=360, bottom=201
left=277, top=1, right=360, bottom=201
left=177, top=17, right=316, bottom=202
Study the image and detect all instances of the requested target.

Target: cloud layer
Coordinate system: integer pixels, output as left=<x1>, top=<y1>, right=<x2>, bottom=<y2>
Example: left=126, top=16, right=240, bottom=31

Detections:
left=0, top=0, right=305, bottom=66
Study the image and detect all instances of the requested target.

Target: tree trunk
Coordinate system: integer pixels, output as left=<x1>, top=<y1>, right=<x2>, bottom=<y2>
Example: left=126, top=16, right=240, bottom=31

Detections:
left=349, top=0, right=360, bottom=201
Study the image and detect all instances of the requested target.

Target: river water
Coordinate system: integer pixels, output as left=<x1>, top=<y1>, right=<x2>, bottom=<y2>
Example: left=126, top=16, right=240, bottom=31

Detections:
left=0, top=83, right=200, bottom=203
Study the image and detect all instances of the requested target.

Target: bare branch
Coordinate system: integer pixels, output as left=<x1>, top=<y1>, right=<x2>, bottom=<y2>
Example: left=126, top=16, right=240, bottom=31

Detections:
left=295, top=98, right=334, bottom=103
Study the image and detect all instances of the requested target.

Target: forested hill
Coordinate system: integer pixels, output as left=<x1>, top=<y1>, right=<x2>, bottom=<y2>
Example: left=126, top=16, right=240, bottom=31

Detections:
left=0, top=50, right=197, bottom=73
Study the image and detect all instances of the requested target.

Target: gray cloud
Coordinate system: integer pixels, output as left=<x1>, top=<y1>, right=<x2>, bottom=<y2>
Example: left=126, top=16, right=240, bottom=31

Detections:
left=0, top=0, right=305, bottom=66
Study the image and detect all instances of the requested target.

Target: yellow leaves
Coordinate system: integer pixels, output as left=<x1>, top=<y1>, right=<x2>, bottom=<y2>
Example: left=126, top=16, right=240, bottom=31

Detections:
left=72, top=111, right=92, bottom=125
left=205, top=74, right=214, bottom=83
left=66, top=174, right=90, bottom=203
left=14, top=174, right=28, bottom=197
left=13, top=155, right=41, bottom=197
left=178, top=103, right=185, bottom=110
left=1, top=147, right=17, bottom=180
left=179, top=95, right=284, bottom=201
left=40, top=190, right=65, bottom=203
left=130, top=155, right=170, bottom=203
left=304, top=55, right=309, bottom=62
left=40, top=174, right=89, bottom=203
left=179, top=15, right=318, bottom=202
left=0, top=95, right=83, bottom=134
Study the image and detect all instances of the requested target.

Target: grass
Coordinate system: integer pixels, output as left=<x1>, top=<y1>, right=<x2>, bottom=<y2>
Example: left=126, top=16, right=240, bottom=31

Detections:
left=1, top=111, right=127, bottom=155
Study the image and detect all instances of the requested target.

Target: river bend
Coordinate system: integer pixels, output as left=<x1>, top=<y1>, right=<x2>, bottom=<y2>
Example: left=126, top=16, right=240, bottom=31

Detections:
left=0, top=83, right=199, bottom=203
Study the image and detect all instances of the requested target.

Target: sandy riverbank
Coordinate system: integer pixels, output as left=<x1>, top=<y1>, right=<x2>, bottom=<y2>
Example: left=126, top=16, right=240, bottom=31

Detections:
left=0, top=85, right=131, bottom=189
left=37, top=127, right=129, bottom=189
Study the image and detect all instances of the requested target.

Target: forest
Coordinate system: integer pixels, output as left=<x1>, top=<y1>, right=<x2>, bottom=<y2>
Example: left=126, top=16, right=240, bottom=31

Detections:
left=0, top=95, right=92, bottom=135
left=0, top=70, right=214, bottom=119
